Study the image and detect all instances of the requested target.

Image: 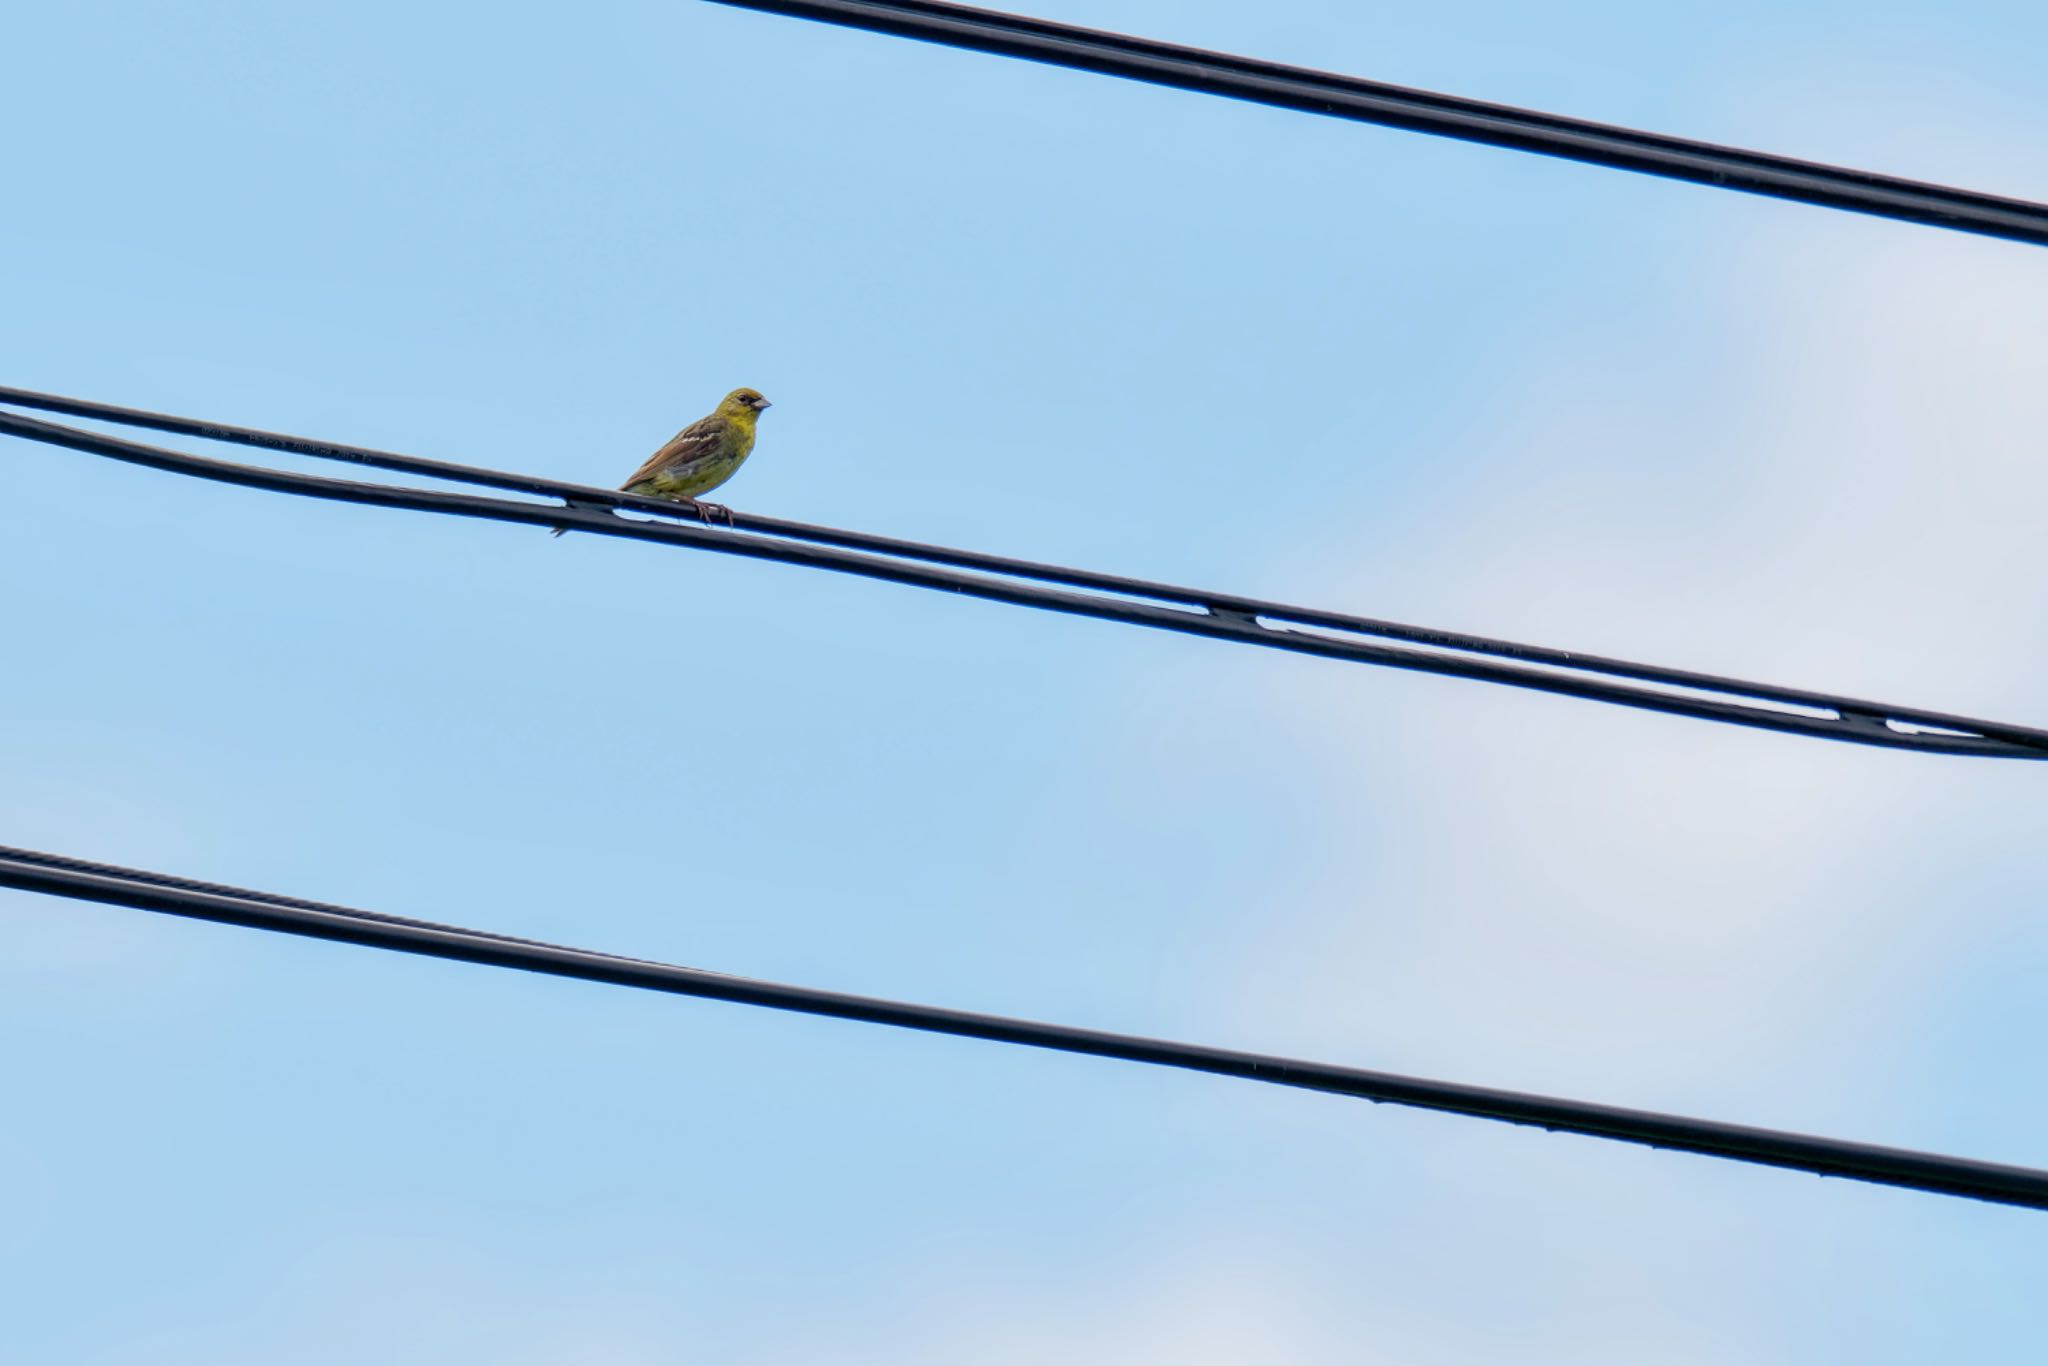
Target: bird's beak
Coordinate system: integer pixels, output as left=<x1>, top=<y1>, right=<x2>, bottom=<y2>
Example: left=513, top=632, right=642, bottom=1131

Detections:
left=755, top=398, right=773, bottom=410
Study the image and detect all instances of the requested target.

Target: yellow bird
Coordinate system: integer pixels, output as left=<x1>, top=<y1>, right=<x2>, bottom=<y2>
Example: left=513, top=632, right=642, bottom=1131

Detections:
left=553, top=387, right=771, bottom=535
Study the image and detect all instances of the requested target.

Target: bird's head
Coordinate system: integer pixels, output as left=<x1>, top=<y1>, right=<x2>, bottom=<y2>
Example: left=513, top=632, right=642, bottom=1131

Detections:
left=719, top=388, right=772, bottom=419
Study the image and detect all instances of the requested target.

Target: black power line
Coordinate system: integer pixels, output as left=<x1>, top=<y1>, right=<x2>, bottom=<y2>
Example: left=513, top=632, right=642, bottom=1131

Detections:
left=2, top=843, right=2042, bottom=1212
left=0, top=845, right=686, bottom=968
left=703, top=0, right=2048, bottom=248
left=3, top=388, right=2044, bottom=759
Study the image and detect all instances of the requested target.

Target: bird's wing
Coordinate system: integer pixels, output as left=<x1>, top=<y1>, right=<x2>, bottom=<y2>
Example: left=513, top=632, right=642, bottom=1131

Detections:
left=619, top=414, right=728, bottom=490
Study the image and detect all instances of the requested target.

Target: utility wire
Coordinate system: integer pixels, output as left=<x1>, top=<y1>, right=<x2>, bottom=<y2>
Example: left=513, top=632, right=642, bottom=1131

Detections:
left=2, top=844, right=2043, bottom=1212
left=0, top=845, right=690, bottom=970
left=703, top=0, right=2048, bottom=249
left=3, top=388, right=2044, bottom=760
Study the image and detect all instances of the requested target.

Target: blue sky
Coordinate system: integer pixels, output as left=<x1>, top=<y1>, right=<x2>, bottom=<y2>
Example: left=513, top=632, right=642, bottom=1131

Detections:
left=4, top=2, right=2047, bottom=1361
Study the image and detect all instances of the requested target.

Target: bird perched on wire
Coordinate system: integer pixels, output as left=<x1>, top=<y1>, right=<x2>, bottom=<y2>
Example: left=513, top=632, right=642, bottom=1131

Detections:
left=552, top=387, right=772, bottom=536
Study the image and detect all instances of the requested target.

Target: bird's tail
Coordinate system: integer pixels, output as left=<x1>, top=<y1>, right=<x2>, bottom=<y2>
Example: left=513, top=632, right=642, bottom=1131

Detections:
left=550, top=494, right=615, bottom=538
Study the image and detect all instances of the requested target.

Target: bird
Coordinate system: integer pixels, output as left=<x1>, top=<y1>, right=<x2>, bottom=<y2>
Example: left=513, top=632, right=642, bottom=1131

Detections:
left=552, top=387, right=772, bottom=536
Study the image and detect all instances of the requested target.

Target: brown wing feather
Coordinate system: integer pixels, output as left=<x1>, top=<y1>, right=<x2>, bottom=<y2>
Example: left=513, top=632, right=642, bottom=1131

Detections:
left=619, top=413, right=728, bottom=491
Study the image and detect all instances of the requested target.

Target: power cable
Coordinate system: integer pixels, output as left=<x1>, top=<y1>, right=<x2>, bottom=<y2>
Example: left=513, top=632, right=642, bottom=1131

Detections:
left=701, top=0, right=2048, bottom=247
left=3, top=843, right=2043, bottom=1211
left=3, top=390, right=2042, bottom=759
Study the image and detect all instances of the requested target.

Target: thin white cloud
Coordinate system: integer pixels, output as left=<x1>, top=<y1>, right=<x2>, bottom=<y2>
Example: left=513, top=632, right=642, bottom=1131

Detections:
left=1227, top=165, right=2048, bottom=1091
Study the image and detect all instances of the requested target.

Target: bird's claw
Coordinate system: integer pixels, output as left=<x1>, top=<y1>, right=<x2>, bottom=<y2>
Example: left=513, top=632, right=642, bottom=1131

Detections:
left=691, top=500, right=736, bottom=528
